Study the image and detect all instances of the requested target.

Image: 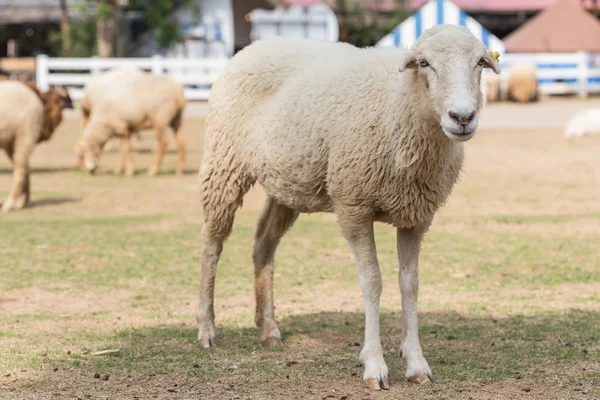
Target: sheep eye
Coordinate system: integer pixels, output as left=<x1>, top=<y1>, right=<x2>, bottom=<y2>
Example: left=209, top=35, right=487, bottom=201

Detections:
left=477, top=58, right=485, bottom=66
left=418, top=59, right=429, bottom=68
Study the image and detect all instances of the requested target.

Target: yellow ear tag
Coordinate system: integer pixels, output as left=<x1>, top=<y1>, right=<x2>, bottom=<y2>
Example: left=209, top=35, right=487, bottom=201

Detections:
left=489, top=51, right=500, bottom=62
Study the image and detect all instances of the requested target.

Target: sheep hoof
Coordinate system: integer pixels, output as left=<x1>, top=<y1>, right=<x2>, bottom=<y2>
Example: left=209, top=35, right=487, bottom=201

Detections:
left=197, top=326, right=216, bottom=348
left=365, top=377, right=389, bottom=390
left=198, top=336, right=215, bottom=348
left=407, top=373, right=434, bottom=384
left=1, top=196, right=25, bottom=213
left=261, top=337, right=282, bottom=347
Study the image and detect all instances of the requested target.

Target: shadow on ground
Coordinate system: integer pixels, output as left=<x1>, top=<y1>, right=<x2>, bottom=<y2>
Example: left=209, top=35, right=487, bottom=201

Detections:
left=0, top=166, right=77, bottom=174
left=5, top=310, right=599, bottom=399
left=27, top=197, right=81, bottom=208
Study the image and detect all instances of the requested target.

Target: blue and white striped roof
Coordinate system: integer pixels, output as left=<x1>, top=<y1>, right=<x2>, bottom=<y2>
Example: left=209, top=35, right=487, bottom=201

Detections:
left=377, top=0, right=505, bottom=53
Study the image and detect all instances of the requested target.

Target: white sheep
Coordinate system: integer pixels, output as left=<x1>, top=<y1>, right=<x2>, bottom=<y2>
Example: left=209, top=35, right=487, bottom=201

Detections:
left=564, top=108, right=600, bottom=138
left=80, top=67, right=147, bottom=127
left=196, top=24, right=500, bottom=389
left=76, top=74, right=186, bottom=177
left=79, top=67, right=148, bottom=168
left=0, top=81, right=72, bottom=212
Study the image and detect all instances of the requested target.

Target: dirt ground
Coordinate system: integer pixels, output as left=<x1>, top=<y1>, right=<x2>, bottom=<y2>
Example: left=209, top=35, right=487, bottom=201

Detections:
left=1, top=101, right=599, bottom=399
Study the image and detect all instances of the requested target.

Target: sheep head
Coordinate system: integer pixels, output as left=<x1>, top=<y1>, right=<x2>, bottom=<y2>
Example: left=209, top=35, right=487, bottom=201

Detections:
left=75, top=138, right=101, bottom=174
left=76, top=118, right=115, bottom=174
left=398, top=24, right=501, bottom=142
left=38, top=86, right=74, bottom=143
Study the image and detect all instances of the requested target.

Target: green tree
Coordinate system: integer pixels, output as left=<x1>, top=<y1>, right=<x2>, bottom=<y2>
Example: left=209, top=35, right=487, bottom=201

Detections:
left=335, top=0, right=410, bottom=48
left=130, top=0, right=200, bottom=50
left=49, top=0, right=199, bottom=57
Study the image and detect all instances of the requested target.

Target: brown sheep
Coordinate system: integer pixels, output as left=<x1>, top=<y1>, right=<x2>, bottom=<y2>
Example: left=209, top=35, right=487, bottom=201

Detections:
left=0, top=81, right=73, bottom=212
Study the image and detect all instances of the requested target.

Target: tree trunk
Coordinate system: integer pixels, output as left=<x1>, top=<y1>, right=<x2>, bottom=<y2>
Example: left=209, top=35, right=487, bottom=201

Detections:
left=59, top=0, right=71, bottom=56
left=97, top=1, right=117, bottom=57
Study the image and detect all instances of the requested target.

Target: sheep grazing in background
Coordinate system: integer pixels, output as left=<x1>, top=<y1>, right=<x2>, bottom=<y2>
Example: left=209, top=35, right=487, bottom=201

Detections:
left=76, top=74, right=186, bottom=177
left=79, top=67, right=148, bottom=169
left=507, top=62, right=538, bottom=103
left=564, top=108, right=600, bottom=138
left=80, top=67, right=147, bottom=127
left=0, top=81, right=72, bottom=212
left=197, top=24, right=500, bottom=390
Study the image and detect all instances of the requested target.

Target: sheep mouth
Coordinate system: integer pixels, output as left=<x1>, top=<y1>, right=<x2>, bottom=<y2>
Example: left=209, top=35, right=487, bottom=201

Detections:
left=441, top=125, right=477, bottom=142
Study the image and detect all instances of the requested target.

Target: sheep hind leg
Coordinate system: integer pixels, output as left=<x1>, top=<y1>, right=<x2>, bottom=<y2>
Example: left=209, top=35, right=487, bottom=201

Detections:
left=174, top=130, right=186, bottom=176
left=170, top=110, right=185, bottom=176
left=197, top=168, right=254, bottom=348
left=253, top=198, right=299, bottom=347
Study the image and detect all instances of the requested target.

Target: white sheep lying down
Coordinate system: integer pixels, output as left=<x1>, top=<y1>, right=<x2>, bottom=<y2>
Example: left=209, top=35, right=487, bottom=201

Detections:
left=564, top=108, right=600, bottom=138
left=197, top=25, right=500, bottom=389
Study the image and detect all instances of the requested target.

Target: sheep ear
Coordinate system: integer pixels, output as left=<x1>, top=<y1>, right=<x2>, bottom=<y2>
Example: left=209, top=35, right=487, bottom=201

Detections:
left=483, top=53, right=501, bottom=75
left=398, top=50, right=417, bottom=72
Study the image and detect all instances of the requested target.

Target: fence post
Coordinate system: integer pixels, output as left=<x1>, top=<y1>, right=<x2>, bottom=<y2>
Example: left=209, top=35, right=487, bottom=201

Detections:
left=577, top=51, right=589, bottom=98
left=35, top=54, right=49, bottom=91
left=91, top=56, right=101, bottom=76
left=152, top=55, right=163, bottom=75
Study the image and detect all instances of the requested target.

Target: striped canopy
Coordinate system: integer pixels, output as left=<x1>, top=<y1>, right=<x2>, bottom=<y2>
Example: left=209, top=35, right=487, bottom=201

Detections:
left=377, top=0, right=505, bottom=53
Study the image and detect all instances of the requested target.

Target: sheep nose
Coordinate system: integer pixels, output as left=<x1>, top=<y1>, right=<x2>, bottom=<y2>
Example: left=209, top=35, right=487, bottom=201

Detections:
left=448, top=110, right=476, bottom=126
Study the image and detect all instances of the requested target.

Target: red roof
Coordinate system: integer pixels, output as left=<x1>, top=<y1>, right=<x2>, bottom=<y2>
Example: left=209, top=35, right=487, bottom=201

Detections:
left=504, top=0, right=600, bottom=52
left=407, top=0, right=598, bottom=12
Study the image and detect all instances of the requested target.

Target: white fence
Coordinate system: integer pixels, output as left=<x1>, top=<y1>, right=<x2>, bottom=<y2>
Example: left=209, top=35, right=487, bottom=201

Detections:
left=35, top=55, right=230, bottom=101
left=35, top=51, right=600, bottom=102
left=499, top=51, right=600, bottom=98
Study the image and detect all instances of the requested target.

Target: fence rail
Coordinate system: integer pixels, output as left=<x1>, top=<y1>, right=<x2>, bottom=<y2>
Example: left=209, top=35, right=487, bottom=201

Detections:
left=499, top=52, right=600, bottom=98
left=35, top=51, right=600, bottom=102
left=35, top=55, right=230, bottom=101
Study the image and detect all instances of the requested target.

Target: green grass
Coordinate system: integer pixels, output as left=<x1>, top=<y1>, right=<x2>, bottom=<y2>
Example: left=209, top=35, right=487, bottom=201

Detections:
left=2, top=214, right=599, bottom=389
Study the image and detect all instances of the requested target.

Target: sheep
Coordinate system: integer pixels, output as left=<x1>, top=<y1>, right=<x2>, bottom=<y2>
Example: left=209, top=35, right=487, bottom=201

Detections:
left=564, top=108, right=600, bottom=138
left=507, top=62, right=538, bottom=103
left=196, top=24, right=500, bottom=390
left=80, top=67, right=147, bottom=128
left=0, top=81, right=72, bottom=212
left=79, top=67, right=148, bottom=168
left=76, top=73, right=186, bottom=177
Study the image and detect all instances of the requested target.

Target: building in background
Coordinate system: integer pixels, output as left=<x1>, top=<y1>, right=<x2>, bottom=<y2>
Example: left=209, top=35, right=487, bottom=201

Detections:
left=377, top=0, right=505, bottom=53
left=503, top=0, right=600, bottom=53
left=248, top=2, right=339, bottom=43
left=0, top=0, right=84, bottom=57
left=406, top=0, right=600, bottom=39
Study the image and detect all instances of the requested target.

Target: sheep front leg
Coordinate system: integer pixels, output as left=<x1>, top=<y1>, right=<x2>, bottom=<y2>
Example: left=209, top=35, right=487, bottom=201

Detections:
left=397, top=220, right=434, bottom=384
left=339, top=217, right=389, bottom=390
left=2, top=150, right=30, bottom=213
left=148, top=128, right=170, bottom=177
